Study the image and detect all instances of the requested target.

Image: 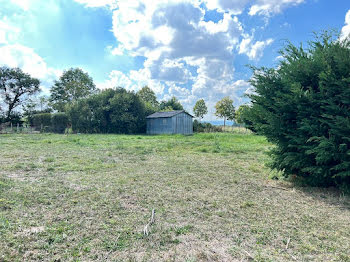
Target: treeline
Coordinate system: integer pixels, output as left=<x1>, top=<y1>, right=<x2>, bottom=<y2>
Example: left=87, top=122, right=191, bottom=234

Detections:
left=0, top=67, right=188, bottom=134
left=0, top=66, right=239, bottom=134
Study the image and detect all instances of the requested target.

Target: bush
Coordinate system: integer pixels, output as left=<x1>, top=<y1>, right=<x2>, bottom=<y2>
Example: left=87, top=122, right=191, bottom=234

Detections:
left=66, top=88, right=146, bottom=134
left=51, top=113, right=69, bottom=133
left=193, top=120, right=222, bottom=133
left=248, top=32, right=350, bottom=188
left=32, top=113, right=52, bottom=131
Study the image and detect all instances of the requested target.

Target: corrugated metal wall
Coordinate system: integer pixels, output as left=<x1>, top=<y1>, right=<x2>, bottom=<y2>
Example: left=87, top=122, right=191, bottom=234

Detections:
left=147, top=117, right=173, bottom=135
left=147, top=112, right=193, bottom=135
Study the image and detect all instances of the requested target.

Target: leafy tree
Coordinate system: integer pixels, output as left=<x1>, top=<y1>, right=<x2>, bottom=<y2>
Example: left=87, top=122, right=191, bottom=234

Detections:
left=50, top=68, right=96, bottom=111
left=137, top=86, right=159, bottom=116
left=137, top=86, right=159, bottom=108
left=215, top=96, right=235, bottom=127
left=248, top=32, right=350, bottom=188
left=193, top=99, right=208, bottom=121
left=66, top=88, right=146, bottom=134
left=0, top=67, right=40, bottom=121
left=235, top=104, right=257, bottom=131
left=159, top=96, right=184, bottom=111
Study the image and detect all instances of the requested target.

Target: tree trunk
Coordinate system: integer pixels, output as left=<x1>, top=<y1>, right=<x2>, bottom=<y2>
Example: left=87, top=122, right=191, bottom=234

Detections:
left=224, top=117, right=226, bottom=128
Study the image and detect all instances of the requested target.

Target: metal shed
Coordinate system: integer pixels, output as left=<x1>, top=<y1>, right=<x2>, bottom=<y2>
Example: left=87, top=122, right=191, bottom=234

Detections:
left=146, top=110, right=193, bottom=135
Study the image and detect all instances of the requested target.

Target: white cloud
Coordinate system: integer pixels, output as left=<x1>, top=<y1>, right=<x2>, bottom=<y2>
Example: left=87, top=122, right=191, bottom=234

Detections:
left=0, top=18, right=20, bottom=44
left=9, top=0, right=31, bottom=11
left=0, top=44, right=61, bottom=93
left=239, top=35, right=273, bottom=60
left=73, top=0, right=117, bottom=9
left=97, top=68, right=165, bottom=95
left=204, top=0, right=250, bottom=15
left=249, top=0, right=305, bottom=16
left=341, top=10, right=350, bottom=41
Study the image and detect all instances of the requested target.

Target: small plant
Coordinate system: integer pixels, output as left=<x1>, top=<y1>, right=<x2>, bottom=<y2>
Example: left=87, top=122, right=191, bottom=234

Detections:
left=240, top=201, right=255, bottom=208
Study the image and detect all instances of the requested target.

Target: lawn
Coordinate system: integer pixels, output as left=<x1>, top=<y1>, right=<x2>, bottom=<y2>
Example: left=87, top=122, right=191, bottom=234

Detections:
left=0, top=133, right=349, bottom=261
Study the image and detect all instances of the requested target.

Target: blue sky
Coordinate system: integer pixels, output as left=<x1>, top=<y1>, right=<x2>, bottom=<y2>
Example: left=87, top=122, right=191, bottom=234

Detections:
left=0, top=0, right=349, bottom=120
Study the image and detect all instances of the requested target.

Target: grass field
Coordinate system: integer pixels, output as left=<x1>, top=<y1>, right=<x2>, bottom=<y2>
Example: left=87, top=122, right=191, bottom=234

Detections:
left=0, top=133, right=349, bottom=261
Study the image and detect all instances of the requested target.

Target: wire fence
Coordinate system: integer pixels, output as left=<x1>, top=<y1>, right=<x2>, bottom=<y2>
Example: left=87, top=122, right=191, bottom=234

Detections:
left=0, top=122, right=41, bottom=134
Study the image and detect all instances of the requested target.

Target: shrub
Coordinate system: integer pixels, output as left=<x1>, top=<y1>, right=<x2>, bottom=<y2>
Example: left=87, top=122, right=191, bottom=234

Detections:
left=51, top=113, right=69, bottom=133
left=248, top=32, right=350, bottom=188
left=193, top=120, right=222, bottom=133
left=32, top=113, right=52, bottom=131
left=66, top=88, right=146, bottom=134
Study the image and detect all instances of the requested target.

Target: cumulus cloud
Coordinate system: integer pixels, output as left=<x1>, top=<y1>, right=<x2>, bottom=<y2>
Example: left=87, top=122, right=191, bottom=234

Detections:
left=97, top=69, right=165, bottom=95
left=8, top=0, right=31, bottom=11
left=341, top=10, right=350, bottom=41
left=249, top=0, right=305, bottom=16
left=0, top=18, right=20, bottom=44
left=239, top=35, right=274, bottom=60
left=73, top=0, right=117, bottom=9
left=0, top=44, right=61, bottom=93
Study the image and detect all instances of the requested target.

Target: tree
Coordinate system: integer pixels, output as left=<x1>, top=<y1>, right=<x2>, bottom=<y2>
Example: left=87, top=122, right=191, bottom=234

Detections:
left=235, top=104, right=257, bottom=131
left=137, top=86, right=159, bottom=109
left=66, top=88, right=146, bottom=134
left=0, top=67, right=40, bottom=121
left=137, top=86, right=159, bottom=116
left=159, top=96, right=184, bottom=111
left=193, top=99, right=208, bottom=121
left=23, top=96, right=52, bottom=126
left=50, top=68, right=96, bottom=111
left=248, top=32, right=350, bottom=188
left=215, top=96, right=235, bottom=127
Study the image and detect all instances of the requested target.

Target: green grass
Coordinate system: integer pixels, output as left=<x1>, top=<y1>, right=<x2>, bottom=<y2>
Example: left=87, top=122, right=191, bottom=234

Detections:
left=0, top=133, right=349, bottom=261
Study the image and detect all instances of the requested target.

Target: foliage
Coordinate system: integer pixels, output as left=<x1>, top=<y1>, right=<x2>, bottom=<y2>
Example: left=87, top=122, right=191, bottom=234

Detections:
left=66, top=88, right=146, bottom=134
left=193, top=120, right=222, bottom=133
left=160, top=96, right=184, bottom=111
left=0, top=67, right=40, bottom=121
left=51, top=113, right=69, bottom=133
left=32, top=113, right=52, bottom=131
left=50, top=68, right=96, bottom=112
left=193, top=99, right=208, bottom=120
left=248, top=32, right=350, bottom=187
left=215, top=96, right=235, bottom=127
left=137, top=86, right=159, bottom=116
left=137, top=86, right=159, bottom=109
left=23, top=96, right=52, bottom=125
left=235, top=104, right=257, bottom=132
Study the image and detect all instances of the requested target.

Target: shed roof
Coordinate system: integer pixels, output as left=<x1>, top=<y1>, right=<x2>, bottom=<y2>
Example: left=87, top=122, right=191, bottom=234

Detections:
left=146, top=110, right=193, bottom=119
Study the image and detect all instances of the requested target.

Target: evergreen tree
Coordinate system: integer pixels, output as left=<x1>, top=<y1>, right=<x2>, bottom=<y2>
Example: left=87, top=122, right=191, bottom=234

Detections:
left=248, top=32, right=350, bottom=188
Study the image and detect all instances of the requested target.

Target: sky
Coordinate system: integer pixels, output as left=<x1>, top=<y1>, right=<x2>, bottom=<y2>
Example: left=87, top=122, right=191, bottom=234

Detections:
left=0, top=0, right=349, bottom=120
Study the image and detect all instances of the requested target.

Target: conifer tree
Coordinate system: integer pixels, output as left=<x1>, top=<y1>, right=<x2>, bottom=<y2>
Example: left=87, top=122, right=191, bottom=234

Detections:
left=248, top=32, right=350, bottom=188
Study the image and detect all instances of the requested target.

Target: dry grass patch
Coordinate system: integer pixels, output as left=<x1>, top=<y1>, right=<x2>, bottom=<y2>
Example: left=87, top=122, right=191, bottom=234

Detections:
left=0, top=133, right=349, bottom=261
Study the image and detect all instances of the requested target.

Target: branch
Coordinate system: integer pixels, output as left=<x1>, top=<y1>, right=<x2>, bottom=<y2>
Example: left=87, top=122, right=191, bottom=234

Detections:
left=143, top=209, right=156, bottom=236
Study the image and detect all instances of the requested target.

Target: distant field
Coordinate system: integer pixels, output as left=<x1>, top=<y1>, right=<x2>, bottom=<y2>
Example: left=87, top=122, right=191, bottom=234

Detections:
left=0, top=133, right=349, bottom=261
